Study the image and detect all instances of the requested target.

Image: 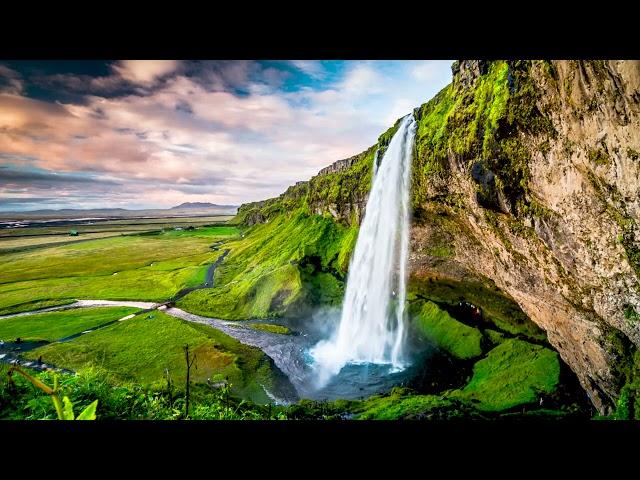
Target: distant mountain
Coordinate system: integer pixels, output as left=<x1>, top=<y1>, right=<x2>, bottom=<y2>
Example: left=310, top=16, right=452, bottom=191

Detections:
left=170, top=202, right=238, bottom=210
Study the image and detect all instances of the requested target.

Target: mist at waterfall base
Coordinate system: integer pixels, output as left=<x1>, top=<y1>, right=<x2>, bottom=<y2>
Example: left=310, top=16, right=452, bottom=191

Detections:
left=309, top=114, right=418, bottom=389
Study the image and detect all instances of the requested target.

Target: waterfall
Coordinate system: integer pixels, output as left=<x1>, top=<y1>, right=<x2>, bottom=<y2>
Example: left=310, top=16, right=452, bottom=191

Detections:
left=310, top=114, right=417, bottom=386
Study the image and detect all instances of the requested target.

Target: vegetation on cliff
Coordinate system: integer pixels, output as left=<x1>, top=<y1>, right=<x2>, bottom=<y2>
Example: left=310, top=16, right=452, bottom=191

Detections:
left=177, top=210, right=357, bottom=319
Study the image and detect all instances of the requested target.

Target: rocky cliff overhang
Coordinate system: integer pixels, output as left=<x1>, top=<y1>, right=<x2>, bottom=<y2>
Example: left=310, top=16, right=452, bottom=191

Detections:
left=233, top=60, right=640, bottom=414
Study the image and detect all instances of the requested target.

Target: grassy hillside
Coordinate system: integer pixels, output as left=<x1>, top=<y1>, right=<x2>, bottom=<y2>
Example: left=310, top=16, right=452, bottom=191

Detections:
left=178, top=210, right=357, bottom=319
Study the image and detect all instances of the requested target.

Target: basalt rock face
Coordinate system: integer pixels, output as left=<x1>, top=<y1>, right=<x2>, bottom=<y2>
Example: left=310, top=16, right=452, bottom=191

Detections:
left=317, top=153, right=362, bottom=176
left=409, top=60, right=640, bottom=414
left=236, top=60, right=640, bottom=413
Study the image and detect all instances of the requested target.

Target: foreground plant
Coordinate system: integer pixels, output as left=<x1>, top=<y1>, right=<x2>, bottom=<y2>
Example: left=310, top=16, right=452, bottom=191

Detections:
left=7, top=366, right=98, bottom=420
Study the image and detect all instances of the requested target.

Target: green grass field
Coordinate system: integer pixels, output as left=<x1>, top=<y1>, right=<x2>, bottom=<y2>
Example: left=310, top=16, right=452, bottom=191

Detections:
left=0, top=307, right=139, bottom=342
left=0, top=226, right=239, bottom=314
left=0, top=216, right=232, bottom=237
left=24, top=311, right=277, bottom=403
left=0, top=231, right=143, bottom=252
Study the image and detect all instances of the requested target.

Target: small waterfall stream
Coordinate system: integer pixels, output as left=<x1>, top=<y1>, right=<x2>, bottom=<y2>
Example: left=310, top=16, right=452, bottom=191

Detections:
left=310, top=114, right=417, bottom=386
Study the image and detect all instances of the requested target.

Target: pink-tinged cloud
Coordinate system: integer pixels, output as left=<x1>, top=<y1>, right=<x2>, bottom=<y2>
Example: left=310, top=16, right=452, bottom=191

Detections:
left=112, top=60, right=181, bottom=85
left=0, top=65, right=23, bottom=95
left=0, top=60, right=453, bottom=210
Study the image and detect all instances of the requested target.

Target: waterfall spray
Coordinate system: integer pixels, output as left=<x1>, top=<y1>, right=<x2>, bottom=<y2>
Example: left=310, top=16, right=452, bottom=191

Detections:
left=310, top=114, right=417, bottom=386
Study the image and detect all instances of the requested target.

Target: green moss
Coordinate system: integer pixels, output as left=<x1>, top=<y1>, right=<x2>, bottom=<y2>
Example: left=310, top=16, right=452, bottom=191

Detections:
left=601, top=324, right=640, bottom=419
left=484, top=210, right=513, bottom=250
left=627, top=148, right=639, bottom=161
left=248, top=323, right=291, bottom=335
left=410, top=300, right=483, bottom=360
left=613, top=356, right=640, bottom=420
left=377, top=117, right=403, bottom=156
left=306, top=148, right=376, bottom=220
left=588, top=147, right=610, bottom=166
left=485, top=329, right=506, bottom=345
left=516, top=198, right=554, bottom=220
left=300, top=269, right=344, bottom=306
left=412, top=60, right=556, bottom=212
left=354, top=390, right=469, bottom=420
left=624, top=305, right=640, bottom=322
left=450, top=339, right=560, bottom=411
left=424, top=245, right=455, bottom=258
left=409, top=276, right=546, bottom=341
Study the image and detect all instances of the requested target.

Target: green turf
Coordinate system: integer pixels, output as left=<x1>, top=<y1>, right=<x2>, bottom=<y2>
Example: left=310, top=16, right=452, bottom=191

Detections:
left=449, top=338, right=560, bottom=411
left=24, top=311, right=277, bottom=403
left=0, top=307, right=139, bottom=342
left=0, top=299, right=76, bottom=316
left=410, top=299, right=483, bottom=360
left=0, top=226, right=238, bottom=314
left=248, top=323, right=292, bottom=335
left=177, top=210, right=356, bottom=319
left=354, top=390, right=465, bottom=420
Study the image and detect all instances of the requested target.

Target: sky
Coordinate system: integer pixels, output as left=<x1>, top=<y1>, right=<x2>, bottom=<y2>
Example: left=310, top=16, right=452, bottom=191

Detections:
left=0, top=60, right=453, bottom=211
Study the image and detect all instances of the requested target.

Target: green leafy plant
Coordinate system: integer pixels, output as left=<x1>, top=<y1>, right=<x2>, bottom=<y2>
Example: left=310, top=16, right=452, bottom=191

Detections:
left=8, top=366, right=98, bottom=420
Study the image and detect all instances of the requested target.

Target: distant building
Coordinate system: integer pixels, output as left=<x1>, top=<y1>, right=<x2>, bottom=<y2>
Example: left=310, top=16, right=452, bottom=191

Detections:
left=69, top=230, right=79, bottom=236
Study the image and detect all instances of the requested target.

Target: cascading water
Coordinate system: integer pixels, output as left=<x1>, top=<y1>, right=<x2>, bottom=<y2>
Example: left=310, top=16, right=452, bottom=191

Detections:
left=310, top=114, right=417, bottom=387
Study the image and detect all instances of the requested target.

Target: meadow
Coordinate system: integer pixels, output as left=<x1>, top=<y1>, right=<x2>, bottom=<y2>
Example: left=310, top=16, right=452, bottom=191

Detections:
left=0, top=215, right=233, bottom=253
left=22, top=310, right=278, bottom=403
left=0, top=225, right=239, bottom=315
left=0, top=307, right=139, bottom=342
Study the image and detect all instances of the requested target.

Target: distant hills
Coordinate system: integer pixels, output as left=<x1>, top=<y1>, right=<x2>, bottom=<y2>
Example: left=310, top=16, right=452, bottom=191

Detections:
left=0, top=203, right=238, bottom=220
left=170, top=202, right=237, bottom=210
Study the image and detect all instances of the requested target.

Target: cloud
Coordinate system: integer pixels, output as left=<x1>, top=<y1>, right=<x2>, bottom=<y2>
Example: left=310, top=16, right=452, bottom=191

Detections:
left=0, top=196, right=57, bottom=206
left=0, top=65, right=24, bottom=95
left=0, top=165, right=113, bottom=185
left=30, top=72, right=131, bottom=98
left=339, top=63, right=384, bottom=95
left=290, top=60, right=325, bottom=79
left=411, top=61, right=440, bottom=81
left=112, top=60, right=181, bottom=85
left=0, top=60, right=454, bottom=210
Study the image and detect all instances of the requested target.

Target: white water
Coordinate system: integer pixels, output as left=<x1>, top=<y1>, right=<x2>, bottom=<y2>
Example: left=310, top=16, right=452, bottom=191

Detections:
left=310, top=114, right=417, bottom=386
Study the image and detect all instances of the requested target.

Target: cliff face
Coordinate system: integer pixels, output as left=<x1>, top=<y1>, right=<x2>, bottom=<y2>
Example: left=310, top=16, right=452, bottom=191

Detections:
left=407, top=60, right=640, bottom=413
left=235, top=60, right=640, bottom=414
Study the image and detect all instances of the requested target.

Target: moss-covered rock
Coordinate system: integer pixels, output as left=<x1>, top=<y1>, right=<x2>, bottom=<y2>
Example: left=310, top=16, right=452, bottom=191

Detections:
left=354, top=389, right=475, bottom=420
left=410, top=299, right=483, bottom=360
left=449, top=338, right=560, bottom=412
